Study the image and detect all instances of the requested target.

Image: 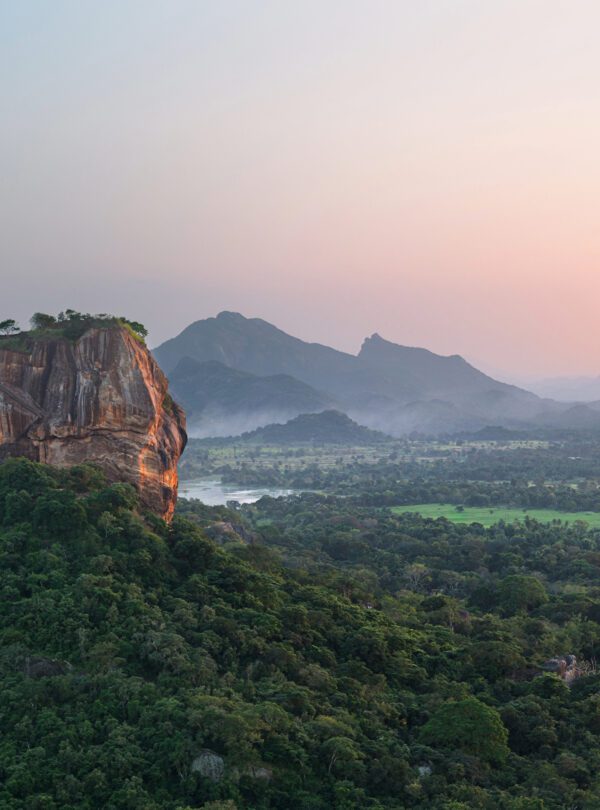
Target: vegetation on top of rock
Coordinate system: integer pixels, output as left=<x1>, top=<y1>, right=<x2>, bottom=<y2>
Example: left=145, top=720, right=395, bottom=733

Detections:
left=0, top=310, right=148, bottom=345
left=0, top=319, right=19, bottom=335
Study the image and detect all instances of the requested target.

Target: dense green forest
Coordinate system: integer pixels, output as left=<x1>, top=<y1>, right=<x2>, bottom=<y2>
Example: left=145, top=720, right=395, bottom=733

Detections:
left=180, top=434, right=600, bottom=512
left=3, top=457, right=600, bottom=807
left=180, top=433, right=600, bottom=491
left=236, top=411, right=389, bottom=446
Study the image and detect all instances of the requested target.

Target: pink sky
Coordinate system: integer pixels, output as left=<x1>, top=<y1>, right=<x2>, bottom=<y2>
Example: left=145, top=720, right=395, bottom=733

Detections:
left=1, top=1, right=599, bottom=377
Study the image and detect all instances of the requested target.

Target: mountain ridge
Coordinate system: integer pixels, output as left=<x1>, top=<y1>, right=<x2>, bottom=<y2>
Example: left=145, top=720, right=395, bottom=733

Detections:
left=154, top=312, right=597, bottom=437
left=168, top=355, right=335, bottom=437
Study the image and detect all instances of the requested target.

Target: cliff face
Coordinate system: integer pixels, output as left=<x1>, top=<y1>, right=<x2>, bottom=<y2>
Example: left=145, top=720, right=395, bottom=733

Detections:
left=0, top=327, right=187, bottom=520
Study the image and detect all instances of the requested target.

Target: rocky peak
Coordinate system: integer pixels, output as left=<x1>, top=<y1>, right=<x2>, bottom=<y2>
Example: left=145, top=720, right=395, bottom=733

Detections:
left=0, top=325, right=187, bottom=520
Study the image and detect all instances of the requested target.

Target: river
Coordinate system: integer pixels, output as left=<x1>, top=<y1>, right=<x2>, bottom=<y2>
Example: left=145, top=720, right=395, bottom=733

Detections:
left=179, top=477, right=297, bottom=505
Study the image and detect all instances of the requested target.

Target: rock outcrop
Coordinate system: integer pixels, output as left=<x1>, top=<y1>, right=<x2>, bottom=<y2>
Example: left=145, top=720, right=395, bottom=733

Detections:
left=541, top=654, right=582, bottom=685
left=0, top=326, right=186, bottom=519
left=191, top=751, right=225, bottom=781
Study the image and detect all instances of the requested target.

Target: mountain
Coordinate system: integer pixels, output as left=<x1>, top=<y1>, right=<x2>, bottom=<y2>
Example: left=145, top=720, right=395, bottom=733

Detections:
left=0, top=318, right=187, bottom=519
left=169, top=357, right=334, bottom=437
left=155, top=312, right=544, bottom=436
left=154, top=311, right=384, bottom=402
left=154, top=311, right=354, bottom=379
left=354, top=332, right=545, bottom=432
left=155, top=312, right=531, bottom=401
left=154, top=312, right=589, bottom=437
left=358, top=333, right=530, bottom=402
left=238, top=409, right=390, bottom=445
left=536, top=403, right=600, bottom=430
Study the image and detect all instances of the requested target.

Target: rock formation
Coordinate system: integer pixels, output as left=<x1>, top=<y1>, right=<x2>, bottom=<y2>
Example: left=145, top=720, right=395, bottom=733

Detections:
left=191, top=751, right=225, bottom=781
left=0, top=326, right=186, bottom=519
left=541, top=654, right=582, bottom=685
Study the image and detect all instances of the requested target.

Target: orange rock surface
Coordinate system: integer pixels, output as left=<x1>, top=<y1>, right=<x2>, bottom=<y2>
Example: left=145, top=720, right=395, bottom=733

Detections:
left=0, top=327, right=187, bottom=520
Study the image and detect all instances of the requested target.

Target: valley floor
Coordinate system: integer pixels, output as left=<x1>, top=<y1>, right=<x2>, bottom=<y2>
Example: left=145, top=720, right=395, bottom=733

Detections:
left=391, top=503, right=600, bottom=528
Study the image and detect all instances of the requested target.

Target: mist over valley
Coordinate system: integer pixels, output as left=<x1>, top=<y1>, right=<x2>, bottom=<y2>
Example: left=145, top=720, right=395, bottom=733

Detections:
left=155, top=311, right=600, bottom=439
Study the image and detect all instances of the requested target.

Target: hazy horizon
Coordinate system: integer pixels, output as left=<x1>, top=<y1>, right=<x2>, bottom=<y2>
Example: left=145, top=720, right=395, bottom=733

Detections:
left=3, top=1, right=600, bottom=376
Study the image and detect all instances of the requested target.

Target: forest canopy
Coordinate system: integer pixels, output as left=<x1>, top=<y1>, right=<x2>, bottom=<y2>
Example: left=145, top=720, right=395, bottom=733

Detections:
left=2, top=456, right=600, bottom=807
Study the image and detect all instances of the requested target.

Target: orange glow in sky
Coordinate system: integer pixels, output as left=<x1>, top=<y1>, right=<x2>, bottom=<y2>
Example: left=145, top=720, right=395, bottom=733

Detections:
left=1, top=1, right=599, bottom=376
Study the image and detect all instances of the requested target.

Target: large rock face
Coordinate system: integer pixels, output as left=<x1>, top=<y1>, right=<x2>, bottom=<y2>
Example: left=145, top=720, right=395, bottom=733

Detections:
left=0, top=327, right=187, bottom=520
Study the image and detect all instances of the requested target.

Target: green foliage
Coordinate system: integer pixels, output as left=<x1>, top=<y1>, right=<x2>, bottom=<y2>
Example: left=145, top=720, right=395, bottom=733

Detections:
left=3, top=456, right=600, bottom=807
left=30, top=311, right=58, bottom=329
left=240, top=411, right=388, bottom=445
left=118, top=317, right=148, bottom=342
left=0, top=319, right=19, bottom=335
left=497, top=575, right=548, bottom=616
left=392, top=503, right=600, bottom=528
left=419, top=698, right=509, bottom=763
left=20, top=311, right=148, bottom=343
left=180, top=433, right=600, bottom=516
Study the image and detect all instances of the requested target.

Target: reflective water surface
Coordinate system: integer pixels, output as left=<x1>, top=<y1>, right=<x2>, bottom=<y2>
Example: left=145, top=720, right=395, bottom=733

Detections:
left=179, top=477, right=297, bottom=505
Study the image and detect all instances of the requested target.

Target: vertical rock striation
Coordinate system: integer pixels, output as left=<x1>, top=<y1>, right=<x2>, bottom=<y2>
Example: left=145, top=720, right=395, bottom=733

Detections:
left=0, top=327, right=187, bottom=520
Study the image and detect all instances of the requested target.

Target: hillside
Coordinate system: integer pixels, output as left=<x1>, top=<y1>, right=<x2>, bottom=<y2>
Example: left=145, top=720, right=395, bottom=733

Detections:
left=154, top=312, right=548, bottom=436
left=239, top=409, right=390, bottom=445
left=153, top=311, right=398, bottom=407
left=357, top=333, right=535, bottom=404
left=4, top=457, right=600, bottom=807
left=154, top=311, right=358, bottom=385
left=168, top=357, right=334, bottom=437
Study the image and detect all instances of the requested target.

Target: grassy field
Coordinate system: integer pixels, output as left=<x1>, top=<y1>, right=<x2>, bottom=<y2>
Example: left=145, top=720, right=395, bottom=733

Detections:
left=391, top=503, right=600, bottom=528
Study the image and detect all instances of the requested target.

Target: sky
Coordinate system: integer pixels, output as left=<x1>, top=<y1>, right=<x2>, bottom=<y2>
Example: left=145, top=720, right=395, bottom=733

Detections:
left=1, top=0, right=599, bottom=378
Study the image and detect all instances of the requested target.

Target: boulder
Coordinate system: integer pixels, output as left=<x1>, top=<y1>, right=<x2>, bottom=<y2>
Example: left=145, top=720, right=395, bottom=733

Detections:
left=191, top=750, right=225, bottom=781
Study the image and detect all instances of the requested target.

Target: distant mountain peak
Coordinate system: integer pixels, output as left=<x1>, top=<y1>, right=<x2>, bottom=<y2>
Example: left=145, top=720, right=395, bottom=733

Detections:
left=360, top=332, right=466, bottom=364
left=154, top=311, right=545, bottom=437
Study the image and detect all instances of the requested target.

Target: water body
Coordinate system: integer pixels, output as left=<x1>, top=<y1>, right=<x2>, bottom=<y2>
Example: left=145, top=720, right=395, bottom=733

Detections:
left=179, top=477, right=297, bottom=506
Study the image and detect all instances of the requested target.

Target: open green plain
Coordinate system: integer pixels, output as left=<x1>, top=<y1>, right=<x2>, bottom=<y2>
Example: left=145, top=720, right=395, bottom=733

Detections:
left=391, top=503, right=600, bottom=527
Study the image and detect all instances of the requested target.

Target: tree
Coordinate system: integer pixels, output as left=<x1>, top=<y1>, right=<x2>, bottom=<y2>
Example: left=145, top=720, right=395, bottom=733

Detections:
left=322, top=736, right=363, bottom=775
left=30, top=312, right=57, bottom=330
left=498, top=575, right=548, bottom=615
left=0, top=319, right=19, bottom=335
left=120, top=318, right=148, bottom=339
left=419, top=698, right=509, bottom=763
